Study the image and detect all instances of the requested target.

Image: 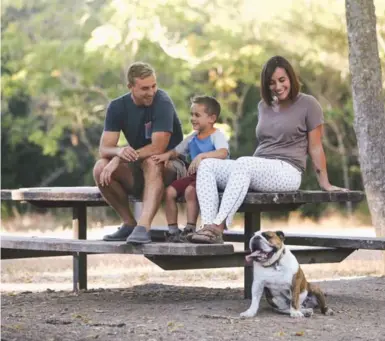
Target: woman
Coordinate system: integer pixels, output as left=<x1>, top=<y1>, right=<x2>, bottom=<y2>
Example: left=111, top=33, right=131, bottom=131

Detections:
left=189, top=55, right=347, bottom=244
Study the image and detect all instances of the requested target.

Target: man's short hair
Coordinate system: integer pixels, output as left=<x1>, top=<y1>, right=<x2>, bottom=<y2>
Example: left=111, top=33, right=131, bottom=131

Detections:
left=127, top=62, right=155, bottom=86
left=191, top=96, right=221, bottom=120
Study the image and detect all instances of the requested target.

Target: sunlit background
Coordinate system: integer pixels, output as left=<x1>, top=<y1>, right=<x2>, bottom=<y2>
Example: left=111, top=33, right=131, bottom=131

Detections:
left=1, top=0, right=385, bottom=290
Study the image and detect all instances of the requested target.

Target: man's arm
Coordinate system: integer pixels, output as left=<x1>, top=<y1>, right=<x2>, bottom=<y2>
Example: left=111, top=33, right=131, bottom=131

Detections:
left=99, top=131, right=121, bottom=159
left=99, top=131, right=138, bottom=162
left=136, top=131, right=171, bottom=160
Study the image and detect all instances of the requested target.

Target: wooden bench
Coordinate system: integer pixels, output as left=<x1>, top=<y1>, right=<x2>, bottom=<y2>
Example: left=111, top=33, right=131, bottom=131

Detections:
left=1, top=186, right=374, bottom=298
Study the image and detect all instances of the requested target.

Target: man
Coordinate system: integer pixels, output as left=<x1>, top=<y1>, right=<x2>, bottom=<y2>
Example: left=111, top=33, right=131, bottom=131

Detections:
left=93, top=62, right=185, bottom=244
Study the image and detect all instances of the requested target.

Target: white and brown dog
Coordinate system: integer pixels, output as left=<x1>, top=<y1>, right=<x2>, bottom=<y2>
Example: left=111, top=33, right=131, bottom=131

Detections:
left=240, top=231, right=333, bottom=318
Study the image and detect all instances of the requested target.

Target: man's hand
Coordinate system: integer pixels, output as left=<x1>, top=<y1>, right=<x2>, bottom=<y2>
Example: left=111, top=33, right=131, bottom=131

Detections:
left=118, top=146, right=138, bottom=162
left=99, top=158, right=120, bottom=187
left=151, top=153, right=170, bottom=164
left=187, top=154, right=204, bottom=176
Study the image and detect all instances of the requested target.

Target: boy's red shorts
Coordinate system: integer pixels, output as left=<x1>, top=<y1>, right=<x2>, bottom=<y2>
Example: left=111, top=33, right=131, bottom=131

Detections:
left=169, top=174, right=197, bottom=197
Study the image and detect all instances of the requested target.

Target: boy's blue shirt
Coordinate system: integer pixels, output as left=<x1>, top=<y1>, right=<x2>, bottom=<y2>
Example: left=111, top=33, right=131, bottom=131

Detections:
left=175, top=129, right=230, bottom=163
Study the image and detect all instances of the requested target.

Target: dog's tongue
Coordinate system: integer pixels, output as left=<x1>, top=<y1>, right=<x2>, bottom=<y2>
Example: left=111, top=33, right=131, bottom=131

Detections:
left=245, top=255, right=253, bottom=264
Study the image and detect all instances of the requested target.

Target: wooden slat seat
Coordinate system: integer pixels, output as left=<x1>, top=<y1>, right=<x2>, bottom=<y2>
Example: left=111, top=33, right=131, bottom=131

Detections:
left=0, top=235, right=355, bottom=271
left=2, top=186, right=365, bottom=204
left=0, top=235, right=234, bottom=256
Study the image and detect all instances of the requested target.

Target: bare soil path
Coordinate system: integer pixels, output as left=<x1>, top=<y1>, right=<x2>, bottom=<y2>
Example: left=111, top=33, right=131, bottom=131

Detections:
left=2, top=276, right=384, bottom=341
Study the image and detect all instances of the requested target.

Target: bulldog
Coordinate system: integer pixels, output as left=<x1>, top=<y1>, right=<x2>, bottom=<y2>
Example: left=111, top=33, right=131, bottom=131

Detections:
left=240, top=231, right=333, bottom=318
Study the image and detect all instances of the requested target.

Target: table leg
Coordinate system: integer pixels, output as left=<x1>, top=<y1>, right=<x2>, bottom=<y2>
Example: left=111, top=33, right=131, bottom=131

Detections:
left=72, top=203, right=87, bottom=291
left=244, top=210, right=261, bottom=299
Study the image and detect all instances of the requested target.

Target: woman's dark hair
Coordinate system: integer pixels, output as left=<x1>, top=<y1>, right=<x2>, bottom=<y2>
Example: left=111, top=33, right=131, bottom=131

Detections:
left=260, top=56, right=300, bottom=105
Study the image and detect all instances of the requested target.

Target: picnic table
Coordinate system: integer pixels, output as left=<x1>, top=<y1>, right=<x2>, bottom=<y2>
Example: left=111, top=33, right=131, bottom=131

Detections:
left=2, top=186, right=381, bottom=299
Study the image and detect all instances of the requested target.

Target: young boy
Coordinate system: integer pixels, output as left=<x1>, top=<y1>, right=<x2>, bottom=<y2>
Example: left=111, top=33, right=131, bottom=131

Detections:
left=152, top=96, right=229, bottom=242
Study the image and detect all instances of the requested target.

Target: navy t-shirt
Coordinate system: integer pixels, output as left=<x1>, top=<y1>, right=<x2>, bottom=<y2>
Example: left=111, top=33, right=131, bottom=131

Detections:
left=104, top=89, right=183, bottom=150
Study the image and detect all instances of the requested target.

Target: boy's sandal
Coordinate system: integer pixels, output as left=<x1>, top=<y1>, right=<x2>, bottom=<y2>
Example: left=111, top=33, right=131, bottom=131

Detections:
left=189, top=225, right=224, bottom=244
left=179, top=226, right=195, bottom=243
left=165, top=231, right=183, bottom=243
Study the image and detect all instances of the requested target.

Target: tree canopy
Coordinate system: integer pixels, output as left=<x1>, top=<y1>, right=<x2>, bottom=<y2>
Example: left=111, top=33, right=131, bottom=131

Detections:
left=2, top=0, right=384, bottom=218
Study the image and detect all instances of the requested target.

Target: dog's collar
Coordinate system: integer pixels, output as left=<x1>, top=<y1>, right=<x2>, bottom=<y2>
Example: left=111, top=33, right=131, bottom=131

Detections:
left=262, top=247, right=286, bottom=268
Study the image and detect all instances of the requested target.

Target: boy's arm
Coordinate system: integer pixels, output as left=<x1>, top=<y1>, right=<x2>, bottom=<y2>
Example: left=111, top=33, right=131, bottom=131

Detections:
left=160, top=149, right=180, bottom=160
left=151, top=148, right=182, bottom=164
left=208, top=130, right=230, bottom=159
left=198, top=148, right=229, bottom=160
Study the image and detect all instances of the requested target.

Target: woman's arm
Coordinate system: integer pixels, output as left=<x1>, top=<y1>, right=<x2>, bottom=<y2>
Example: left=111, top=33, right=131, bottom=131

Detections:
left=308, top=125, right=348, bottom=191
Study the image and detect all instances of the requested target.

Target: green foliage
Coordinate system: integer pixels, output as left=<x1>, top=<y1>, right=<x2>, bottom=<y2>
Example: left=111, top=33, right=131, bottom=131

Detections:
left=2, top=0, right=384, bottom=219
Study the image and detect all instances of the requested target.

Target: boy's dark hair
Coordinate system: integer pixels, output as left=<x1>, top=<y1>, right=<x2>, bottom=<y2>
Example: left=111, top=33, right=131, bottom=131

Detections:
left=260, top=56, right=300, bottom=105
left=191, top=95, right=221, bottom=120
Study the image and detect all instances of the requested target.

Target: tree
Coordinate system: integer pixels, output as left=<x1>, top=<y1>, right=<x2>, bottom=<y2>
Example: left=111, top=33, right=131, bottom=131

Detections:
left=345, top=0, right=385, bottom=272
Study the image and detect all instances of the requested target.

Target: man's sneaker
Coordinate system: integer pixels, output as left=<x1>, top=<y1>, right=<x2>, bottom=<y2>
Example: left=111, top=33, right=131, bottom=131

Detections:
left=126, top=226, right=152, bottom=244
left=103, top=225, right=135, bottom=241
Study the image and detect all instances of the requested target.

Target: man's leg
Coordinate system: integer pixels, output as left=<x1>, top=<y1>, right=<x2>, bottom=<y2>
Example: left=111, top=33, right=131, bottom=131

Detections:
left=137, top=157, right=166, bottom=229
left=93, top=159, right=137, bottom=240
left=126, top=158, right=184, bottom=244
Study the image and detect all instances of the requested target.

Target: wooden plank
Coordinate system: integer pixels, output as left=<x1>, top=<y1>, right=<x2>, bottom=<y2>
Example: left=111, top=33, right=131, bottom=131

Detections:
left=0, top=236, right=234, bottom=256
left=72, top=203, right=87, bottom=291
left=1, top=187, right=365, bottom=204
left=244, top=211, right=261, bottom=299
left=1, top=190, right=12, bottom=200
left=2, top=245, right=353, bottom=267
left=1, top=249, right=74, bottom=259
left=146, top=247, right=355, bottom=270
left=284, top=234, right=385, bottom=250
left=153, top=228, right=385, bottom=250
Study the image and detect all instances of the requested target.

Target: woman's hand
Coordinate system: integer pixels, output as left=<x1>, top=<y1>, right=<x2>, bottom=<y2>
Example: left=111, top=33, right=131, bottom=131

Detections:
left=321, top=183, right=349, bottom=192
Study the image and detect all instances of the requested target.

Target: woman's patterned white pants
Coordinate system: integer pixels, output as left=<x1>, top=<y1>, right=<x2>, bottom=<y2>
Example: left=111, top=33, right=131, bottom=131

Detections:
left=196, top=157, right=302, bottom=227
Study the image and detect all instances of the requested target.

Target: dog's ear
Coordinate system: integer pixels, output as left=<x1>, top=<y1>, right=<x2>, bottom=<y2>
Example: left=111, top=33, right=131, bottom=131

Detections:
left=276, top=231, right=285, bottom=241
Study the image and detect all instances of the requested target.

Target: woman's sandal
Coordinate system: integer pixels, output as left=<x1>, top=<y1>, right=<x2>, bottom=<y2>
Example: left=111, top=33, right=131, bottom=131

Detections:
left=187, top=225, right=224, bottom=244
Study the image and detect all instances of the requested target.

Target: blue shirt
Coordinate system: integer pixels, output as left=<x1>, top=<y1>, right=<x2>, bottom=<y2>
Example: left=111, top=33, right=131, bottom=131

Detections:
left=175, top=129, right=230, bottom=163
left=104, top=89, right=183, bottom=150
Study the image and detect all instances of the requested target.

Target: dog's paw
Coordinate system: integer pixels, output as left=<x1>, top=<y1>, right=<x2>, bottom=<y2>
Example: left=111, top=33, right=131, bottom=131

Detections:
left=324, top=307, right=334, bottom=316
left=240, top=309, right=257, bottom=318
left=290, top=309, right=304, bottom=318
left=301, top=308, right=313, bottom=318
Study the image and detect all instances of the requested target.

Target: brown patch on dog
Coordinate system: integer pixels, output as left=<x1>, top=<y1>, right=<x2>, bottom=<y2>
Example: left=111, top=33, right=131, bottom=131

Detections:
left=292, top=268, right=333, bottom=315
left=291, top=267, right=307, bottom=310
left=308, top=283, right=332, bottom=315
left=262, top=231, right=284, bottom=249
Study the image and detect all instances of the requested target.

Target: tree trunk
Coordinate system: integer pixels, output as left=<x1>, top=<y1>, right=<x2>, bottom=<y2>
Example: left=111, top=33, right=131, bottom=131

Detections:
left=345, top=0, right=385, bottom=273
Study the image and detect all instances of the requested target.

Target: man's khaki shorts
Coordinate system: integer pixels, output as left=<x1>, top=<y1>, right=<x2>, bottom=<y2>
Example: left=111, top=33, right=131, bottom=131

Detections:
left=129, top=158, right=187, bottom=197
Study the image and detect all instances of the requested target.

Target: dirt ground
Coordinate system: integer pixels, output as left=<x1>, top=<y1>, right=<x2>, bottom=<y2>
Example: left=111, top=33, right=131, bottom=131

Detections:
left=2, top=276, right=385, bottom=341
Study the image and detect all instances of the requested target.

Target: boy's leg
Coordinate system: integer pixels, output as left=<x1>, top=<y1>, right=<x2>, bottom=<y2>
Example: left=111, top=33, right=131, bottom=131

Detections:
left=184, top=184, right=199, bottom=227
left=164, top=176, right=196, bottom=242
left=164, top=186, right=180, bottom=233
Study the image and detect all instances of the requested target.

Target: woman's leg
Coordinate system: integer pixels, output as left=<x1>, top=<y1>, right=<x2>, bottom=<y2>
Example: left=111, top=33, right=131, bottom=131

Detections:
left=196, top=158, right=235, bottom=225
left=213, top=157, right=302, bottom=227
